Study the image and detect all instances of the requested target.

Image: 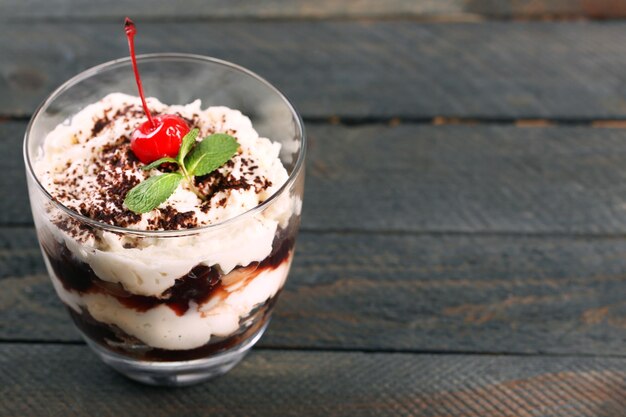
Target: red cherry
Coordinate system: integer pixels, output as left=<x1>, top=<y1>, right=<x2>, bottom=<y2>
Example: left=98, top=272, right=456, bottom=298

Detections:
left=124, top=18, right=189, bottom=164
left=130, top=114, right=190, bottom=164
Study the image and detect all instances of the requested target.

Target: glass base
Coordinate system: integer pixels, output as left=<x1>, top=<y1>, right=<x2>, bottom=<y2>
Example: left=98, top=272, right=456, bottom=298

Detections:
left=84, top=320, right=270, bottom=386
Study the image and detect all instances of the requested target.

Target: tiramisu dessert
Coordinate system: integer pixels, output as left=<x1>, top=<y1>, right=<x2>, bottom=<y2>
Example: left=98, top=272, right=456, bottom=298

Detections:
left=28, top=19, right=303, bottom=364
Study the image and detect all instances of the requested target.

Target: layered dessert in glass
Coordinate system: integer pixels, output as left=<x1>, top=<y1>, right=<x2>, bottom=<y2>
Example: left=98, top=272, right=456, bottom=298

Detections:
left=24, top=55, right=305, bottom=385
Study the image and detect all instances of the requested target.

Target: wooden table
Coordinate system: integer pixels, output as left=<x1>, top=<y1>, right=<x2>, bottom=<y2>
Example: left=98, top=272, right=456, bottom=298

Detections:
left=3, top=2, right=626, bottom=416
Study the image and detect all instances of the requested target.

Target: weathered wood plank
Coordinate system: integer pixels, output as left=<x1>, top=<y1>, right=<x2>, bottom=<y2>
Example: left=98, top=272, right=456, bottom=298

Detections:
left=4, top=21, right=626, bottom=119
left=1, top=0, right=625, bottom=20
left=9, top=120, right=626, bottom=233
left=4, top=227, right=626, bottom=355
left=1, top=122, right=29, bottom=225
left=2, top=344, right=626, bottom=417
left=0, top=0, right=464, bottom=20
left=305, top=124, right=626, bottom=233
left=467, top=0, right=626, bottom=19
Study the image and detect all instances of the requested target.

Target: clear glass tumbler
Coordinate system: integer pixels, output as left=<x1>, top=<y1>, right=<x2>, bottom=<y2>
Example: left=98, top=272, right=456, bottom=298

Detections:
left=23, top=54, right=305, bottom=386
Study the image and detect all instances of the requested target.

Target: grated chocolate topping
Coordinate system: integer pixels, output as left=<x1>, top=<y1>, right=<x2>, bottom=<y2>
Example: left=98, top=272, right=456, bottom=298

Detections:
left=148, top=206, right=198, bottom=230
left=42, top=98, right=279, bottom=232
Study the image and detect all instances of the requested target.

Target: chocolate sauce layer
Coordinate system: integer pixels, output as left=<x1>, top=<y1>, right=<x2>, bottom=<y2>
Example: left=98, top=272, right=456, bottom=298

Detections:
left=41, top=228, right=294, bottom=316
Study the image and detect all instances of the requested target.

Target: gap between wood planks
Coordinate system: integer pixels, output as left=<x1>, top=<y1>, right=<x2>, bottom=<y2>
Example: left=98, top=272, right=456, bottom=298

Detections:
left=11, top=223, right=626, bottom=239
left=9, top=114, right=626, bottom=128
left=305, top=116, right=626, bottom=128
left=3, top=338, right=626, bottom=359
left=1, top=13, right=625, bottom=24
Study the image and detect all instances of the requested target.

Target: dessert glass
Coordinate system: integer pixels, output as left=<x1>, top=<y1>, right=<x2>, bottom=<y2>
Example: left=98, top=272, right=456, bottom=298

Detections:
left=23, top=54, right=305, bottom=386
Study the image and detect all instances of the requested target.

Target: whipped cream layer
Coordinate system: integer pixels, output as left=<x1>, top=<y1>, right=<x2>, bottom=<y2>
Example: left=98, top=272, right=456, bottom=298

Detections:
left=33, top=93, right=301, bottom=351
left=36, top=92, right=290, bottom=230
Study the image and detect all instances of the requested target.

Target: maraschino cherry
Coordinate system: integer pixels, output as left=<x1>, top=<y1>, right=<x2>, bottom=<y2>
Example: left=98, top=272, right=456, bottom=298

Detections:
left=124, top=17, right=190, bottom=164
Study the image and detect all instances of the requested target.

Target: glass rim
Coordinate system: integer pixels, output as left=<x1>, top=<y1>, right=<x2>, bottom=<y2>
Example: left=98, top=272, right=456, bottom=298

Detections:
left=23, top=52, right=306, bottom=237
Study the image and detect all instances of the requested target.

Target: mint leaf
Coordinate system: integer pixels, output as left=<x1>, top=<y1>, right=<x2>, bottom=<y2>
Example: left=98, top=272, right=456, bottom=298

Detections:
left=141, top=157, right=178, bottom=171
left=177, top=128, right=200, bottom=164
left=185, top=134, right=239, bottom=177
left=124, top=173, right=182, bottom=214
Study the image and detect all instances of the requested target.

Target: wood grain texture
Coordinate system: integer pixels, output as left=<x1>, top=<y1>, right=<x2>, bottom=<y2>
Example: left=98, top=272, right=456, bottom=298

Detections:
left=0, top=0, right=464, bottom=20
left=1, top=344, right=626, bottom=417
left=0, top=122, right=29, bottom=226
left=306, top=124, right=626, bottom=233
left=4, top=21, right=626, bottom=119
left=4, top=227, right=626, bottom=355
left=466, top=0, right=626, bottom=19
left=9, top=120, right=626, bottom=233
left=1, top=0, right=625, bottom=20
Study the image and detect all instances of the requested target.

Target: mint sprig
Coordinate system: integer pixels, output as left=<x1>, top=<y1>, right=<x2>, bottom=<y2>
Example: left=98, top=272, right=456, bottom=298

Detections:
left=124, top=128, right=239, bottom=214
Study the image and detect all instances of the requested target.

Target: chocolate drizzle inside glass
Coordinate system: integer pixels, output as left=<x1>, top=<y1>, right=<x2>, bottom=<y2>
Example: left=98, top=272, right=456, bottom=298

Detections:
left=39, top=226, right=295, bottom=361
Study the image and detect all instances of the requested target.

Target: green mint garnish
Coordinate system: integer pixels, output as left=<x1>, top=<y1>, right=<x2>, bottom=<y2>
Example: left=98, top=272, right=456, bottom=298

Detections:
left=141, top=156, right=178, bottom=171
left=124, top=173, right=183, bottom=214
left=124, top=128, right=239, bottom=214
left=185, top=133, right=240, bottom=176
left=176, top=127, right=200, bottom=164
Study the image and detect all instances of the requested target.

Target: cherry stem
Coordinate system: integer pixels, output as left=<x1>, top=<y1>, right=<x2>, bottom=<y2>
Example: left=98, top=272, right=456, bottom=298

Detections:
left=124, top=17, right=155, bottom=128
